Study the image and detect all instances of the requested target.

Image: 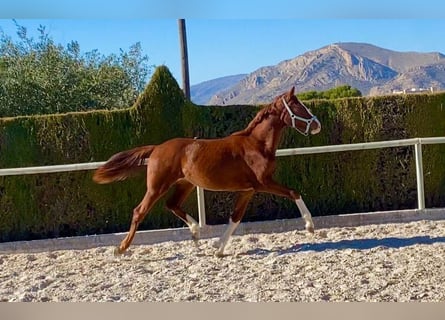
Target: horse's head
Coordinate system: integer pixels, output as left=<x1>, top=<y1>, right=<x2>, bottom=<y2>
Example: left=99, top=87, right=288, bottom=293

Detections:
left=279, top=87, right=321, bottom=136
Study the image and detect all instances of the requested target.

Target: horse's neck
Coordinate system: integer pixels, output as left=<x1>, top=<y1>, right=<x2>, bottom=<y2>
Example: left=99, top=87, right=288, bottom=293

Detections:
left=249, top=114, right=284, bottom=155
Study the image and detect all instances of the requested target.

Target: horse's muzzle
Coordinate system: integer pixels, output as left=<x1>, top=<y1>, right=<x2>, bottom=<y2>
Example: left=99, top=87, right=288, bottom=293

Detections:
left=310, top=118, right=321, bottom=135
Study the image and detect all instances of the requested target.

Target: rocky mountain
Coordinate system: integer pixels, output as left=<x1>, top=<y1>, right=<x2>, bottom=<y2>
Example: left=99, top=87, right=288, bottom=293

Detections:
left=203, top=42, right=445, bottom=105
left=190, top=74, right=246, bottom=105
left=369, top=62, right=445, bottom=95
left=332, top=42, right=444, bottom=73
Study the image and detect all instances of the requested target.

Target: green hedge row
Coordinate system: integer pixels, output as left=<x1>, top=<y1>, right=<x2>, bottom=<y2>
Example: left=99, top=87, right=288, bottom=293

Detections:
left=1, top=66, right=445, bottom=242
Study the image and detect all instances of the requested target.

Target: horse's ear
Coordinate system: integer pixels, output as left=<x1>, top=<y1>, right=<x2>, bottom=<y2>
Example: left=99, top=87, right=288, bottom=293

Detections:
left=288, top=86, right=295, bottom=98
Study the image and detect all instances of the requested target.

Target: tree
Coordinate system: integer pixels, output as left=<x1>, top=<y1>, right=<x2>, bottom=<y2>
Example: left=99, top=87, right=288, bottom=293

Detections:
left=0, top=21, right=152, bottom=117
left=323, top=85, right=362, bottom=99
left=297, top=85, right=362, bottom=101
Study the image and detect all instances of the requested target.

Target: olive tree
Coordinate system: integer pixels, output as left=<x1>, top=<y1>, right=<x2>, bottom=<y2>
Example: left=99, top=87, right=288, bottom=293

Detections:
left=0, top=21, right=152, bottom=117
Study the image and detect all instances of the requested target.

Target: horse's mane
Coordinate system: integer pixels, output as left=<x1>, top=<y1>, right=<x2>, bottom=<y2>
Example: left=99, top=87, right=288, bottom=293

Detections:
left=231, top=98, right=281, bottom=136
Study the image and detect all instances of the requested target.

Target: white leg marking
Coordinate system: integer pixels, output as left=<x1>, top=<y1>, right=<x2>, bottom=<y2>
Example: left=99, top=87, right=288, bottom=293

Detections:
left=215, top=219, right=240, bottom=257
left=186, top=214, right=200, bottom=241
left=295, top=198, right=314, bottom=233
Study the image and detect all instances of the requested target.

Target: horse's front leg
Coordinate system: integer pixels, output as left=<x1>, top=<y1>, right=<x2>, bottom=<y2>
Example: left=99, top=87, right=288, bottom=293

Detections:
left=295, top=197, right=314, bottom=233
left=257, top=181, right=314, bottom=234
left=213, top=190, right=255, bottom=257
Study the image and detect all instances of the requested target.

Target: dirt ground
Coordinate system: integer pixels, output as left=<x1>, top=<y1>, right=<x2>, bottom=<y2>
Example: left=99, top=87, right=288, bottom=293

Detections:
left=1, top=219, right=445, bottom=302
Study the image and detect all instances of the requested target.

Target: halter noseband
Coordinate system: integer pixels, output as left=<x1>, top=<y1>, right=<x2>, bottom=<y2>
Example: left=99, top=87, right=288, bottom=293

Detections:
left=282, top=97, right=317, bottom=136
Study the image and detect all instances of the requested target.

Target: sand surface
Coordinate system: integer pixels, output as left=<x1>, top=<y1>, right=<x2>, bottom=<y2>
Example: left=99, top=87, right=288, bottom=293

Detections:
left=1, top=219, right=445, bottom=302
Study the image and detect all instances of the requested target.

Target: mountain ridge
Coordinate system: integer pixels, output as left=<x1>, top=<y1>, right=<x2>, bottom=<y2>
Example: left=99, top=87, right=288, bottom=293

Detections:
left=191, top=42, right=445, bottom=105
left=190, top=74, right=246, bottom=105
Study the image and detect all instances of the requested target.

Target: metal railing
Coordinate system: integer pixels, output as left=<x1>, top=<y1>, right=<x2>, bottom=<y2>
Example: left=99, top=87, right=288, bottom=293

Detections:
left=1, top=136, right=445, bottom=228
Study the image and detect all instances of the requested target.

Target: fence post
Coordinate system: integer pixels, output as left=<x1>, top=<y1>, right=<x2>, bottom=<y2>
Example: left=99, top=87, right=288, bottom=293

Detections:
left=196, top=187, right=206, bottom=227
left=414, top=141, right=425, bottom=210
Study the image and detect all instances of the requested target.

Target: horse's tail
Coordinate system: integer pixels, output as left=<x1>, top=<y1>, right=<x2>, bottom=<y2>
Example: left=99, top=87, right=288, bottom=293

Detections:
left=93, top=145, right=156, bottom=184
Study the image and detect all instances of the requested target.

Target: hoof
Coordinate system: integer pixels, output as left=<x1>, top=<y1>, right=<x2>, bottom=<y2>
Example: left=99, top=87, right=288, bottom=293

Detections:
left=191, top=225, right=200, bottom=242
left=212, top=240, right=221, bottom=249
left=214, top=250, right=225, bottom=258
left=114, top=246, right=125, bottom=256
left=191, top=232, right=200, bottom=246
left=306, top=224, right=315, bottom=234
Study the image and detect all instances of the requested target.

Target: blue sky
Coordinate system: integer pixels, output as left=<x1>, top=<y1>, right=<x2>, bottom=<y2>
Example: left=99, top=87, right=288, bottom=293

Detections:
left=1, top=1, right=445, bottom=85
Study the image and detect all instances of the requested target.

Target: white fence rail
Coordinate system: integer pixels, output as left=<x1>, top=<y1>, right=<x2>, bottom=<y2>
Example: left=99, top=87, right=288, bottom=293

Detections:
left=1, top=136, right=445, bottom=228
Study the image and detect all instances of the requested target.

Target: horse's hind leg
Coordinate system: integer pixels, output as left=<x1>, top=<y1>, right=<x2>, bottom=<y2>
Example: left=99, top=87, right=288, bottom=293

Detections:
left=258, top=181, right=314, bottom=234
left=295, top=197, right=314, bottom=233
left=165, top=180, right=200, bottom=243
left=214, top=189, right=255, bottom=257
left=116, top=189, right=164, bottom=255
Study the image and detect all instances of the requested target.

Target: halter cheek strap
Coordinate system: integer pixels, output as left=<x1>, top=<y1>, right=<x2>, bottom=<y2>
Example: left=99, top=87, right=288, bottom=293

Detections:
left=282, top=97, right=317, bottom=136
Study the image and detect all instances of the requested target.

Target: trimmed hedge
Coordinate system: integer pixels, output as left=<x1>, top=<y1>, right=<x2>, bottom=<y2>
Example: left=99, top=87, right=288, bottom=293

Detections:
left=1, top=66, right=445, bottom=242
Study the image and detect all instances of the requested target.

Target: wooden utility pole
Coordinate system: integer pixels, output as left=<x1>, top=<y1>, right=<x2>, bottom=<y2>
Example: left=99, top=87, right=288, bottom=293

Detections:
left=178, top=19, right=190, bottom=99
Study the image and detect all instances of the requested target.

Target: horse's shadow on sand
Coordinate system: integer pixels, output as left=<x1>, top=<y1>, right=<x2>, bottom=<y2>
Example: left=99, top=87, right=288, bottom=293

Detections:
left=130, top=236, right=445, bottom=261
left=241, top=235, right=445, bottom=257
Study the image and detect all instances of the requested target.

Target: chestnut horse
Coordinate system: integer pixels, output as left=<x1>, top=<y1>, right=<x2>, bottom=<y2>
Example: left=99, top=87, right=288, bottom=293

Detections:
left=93, top=87, right=321, bottom=257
